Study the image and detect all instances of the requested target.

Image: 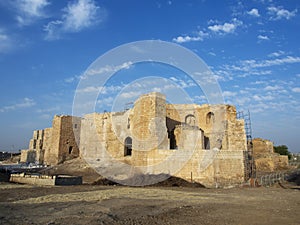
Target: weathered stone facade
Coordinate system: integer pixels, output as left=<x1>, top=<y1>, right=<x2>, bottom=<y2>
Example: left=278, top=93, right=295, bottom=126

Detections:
left=252, top=138, right=289, bottom=172
left=23, top=92, right=253, bottom=187
left=79, top=92, right=248, bottom=187
left=21, top=115, right=81, bottom=165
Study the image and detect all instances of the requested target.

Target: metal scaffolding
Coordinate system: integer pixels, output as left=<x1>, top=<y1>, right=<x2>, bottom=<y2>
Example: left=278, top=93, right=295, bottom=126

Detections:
left=237, top=110, right=256, bottom=179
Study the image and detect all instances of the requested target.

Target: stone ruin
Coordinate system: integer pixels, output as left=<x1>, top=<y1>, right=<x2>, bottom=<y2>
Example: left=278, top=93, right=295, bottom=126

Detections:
left=252, top=138, right=288, bottom=172
left=20, top=92, right=288, bottom=187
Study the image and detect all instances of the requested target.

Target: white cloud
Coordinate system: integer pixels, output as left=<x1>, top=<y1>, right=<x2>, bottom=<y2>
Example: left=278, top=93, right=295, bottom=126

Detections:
left=173, top=19, right=242, bottom=44
left=264, top=85, right=282, bottom=91
left=252, top=94, right=274, bottom=101
left=84, top=61, right=133, bottom=77
left=0, top=98, right=36, bottom=113
left=257, top=35, right=269, bottom=40
left=62, top=0, right=99, bottom=32
left=43, top=20, right=63, bottom=40
left=36, top=106, right=60, bottom=113
left=76, top=84, right=123, bottom=94
left=253, top=56, right=300, bottom=67
left=223, top=91, right=237, bottom=97
left=226, top=56, right=300, bottom=72
left=15, top=0, right=50, bottom=26
left=173, top=35, right=201, bottom=43
left=291, top=87, right=300, bottom=93
left=0, top=29, right=13, bottom=53
left=173, top=31, right=208, bottom=43
left=119, top=91, right=142, bottom=100
left=268, top=50, right=285, bottom=58
left=267, top=6, right=297, bottom=20
left=169, top=76, right=196, bottom=88
left=247, top=8, right=260, bottom=17
left=251, top=70, right=272, bottom=76
left=44, top=0, right=105, bottom=40
left=208, top=18, right=242, bottom=34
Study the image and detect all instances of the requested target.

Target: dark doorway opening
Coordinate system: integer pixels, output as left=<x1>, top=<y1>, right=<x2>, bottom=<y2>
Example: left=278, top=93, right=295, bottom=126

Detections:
left=204, top=136, right=210, bottom=150
left=69, top=146, right=73, bottom=154
left=124, top=137, right=132, bottom=156
left=168, top=128, right=177, bottom=149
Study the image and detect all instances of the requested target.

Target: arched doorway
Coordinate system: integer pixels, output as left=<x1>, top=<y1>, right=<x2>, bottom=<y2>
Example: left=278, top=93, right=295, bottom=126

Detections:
left=124, top=137, right=132, bottom=156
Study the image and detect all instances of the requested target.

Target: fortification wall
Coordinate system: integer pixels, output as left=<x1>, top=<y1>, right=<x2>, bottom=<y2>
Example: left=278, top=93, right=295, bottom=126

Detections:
left=43, top=127, right=53, bottom=165
left=20, top=149, right=36, bottom=163
left=131, top=92, right=169, bottom=150
left=252, top=138, right=274, bottom=157
left=58, top=116, right=81, bottom=163
left=252, top=138, right=289, bottom=172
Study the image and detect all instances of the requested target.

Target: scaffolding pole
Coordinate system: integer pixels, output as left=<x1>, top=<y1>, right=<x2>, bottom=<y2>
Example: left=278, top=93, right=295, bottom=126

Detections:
left=237, top=110, right=256, bottom=179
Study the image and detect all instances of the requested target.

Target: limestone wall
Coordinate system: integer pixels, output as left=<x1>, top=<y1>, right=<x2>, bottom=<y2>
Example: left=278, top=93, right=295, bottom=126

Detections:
left=58, top=116, right=81, bottom=163
left=252, top=138, right=274, bottom=157
left=20, top=149, right=36, bottom=163
left=43, top=115, right=81, bottom=165
left=43, top=128, right=53, bottom=165
left=25, top=91, right=249, bottom=187
left=252, top=138, right=289, bottom=172
left=175, top=150, right=245, bottom=187
left=131, top=92, right=169, bottom=151
left=255, top=155, right=289, bottom=172
left=166, top=103, right=247, bottom=151
left=80, top=112, right=124, bottom=161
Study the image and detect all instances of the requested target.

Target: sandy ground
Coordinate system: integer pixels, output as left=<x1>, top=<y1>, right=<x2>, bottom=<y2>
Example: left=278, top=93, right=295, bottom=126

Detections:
left=0, top=183, right=299, bottom=225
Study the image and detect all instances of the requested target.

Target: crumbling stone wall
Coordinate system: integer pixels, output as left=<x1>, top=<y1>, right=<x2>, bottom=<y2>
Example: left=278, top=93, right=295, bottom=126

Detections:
left=23, top=115, right=81, bottom=165
left=252, top=138, right=289, bottom=172
left=43, top=115, right=81, bottom=165
left=43, top=128, right=53, bottom=164
left=131, top=92, right=169, bottom=151
left=253, top=138, right=274, bottom=157
left=78, top=92, right=247, bottom=187
left=20, top=149, right=36, bottom=163
left=166, top=103, right=247, bottom=151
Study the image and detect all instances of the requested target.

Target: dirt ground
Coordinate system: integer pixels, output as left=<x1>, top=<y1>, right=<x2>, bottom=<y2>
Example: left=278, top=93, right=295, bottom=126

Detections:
left=0, top=183, right=299, bottom=225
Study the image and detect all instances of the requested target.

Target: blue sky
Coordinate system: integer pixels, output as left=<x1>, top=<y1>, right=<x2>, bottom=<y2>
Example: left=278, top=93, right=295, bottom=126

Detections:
left=0, top=0, right=299, bottom=153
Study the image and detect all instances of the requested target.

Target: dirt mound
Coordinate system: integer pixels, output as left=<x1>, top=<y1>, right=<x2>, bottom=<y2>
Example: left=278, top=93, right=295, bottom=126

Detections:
left=151, top=176, right=205, bottom=188
left=41, top=158, right=204, bottom=187
left=92, top=177, right=119, bottom=185
left=92, top=174, right=205, bottom=188
left=40, top=157, right=101, bottom=184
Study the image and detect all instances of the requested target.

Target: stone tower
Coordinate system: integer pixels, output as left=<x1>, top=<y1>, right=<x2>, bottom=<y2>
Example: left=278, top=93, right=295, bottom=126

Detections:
left=131, top=92, right=169, bottom=151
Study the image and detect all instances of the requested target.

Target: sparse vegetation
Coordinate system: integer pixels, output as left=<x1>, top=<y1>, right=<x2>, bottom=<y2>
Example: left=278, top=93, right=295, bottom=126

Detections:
left=274, top=145, right=292, bottom=159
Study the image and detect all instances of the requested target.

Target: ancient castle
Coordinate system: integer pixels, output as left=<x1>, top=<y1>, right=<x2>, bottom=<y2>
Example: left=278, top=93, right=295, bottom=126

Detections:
left=21, top=92, right=288, bottom=187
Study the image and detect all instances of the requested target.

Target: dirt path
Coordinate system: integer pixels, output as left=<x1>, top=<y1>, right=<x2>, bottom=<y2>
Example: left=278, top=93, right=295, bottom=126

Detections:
left=0, top=183, right=299, bottom=225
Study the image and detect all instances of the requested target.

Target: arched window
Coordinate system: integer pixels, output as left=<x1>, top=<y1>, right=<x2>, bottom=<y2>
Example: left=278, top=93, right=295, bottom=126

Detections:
left=185, top=114, right=196, bottom=126
left=124, top=137, right=132, bottom=156
left=206, top=112, right=215, bottom=124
